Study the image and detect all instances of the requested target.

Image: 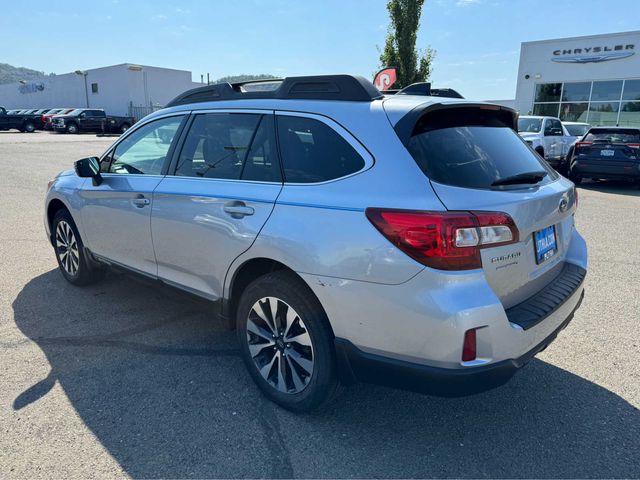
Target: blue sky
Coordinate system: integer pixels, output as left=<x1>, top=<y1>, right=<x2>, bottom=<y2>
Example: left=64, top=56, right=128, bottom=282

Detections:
left=1, top=0, right=637, bottom=100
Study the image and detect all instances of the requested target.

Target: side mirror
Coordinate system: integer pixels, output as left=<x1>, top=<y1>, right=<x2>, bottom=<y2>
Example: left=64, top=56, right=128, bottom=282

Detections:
left=74, top=157, right=102, bottom=186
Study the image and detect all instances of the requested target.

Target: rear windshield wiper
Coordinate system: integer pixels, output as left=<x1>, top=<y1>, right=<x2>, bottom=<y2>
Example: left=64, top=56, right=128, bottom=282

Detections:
left=491, top=171, right=547, bottom=187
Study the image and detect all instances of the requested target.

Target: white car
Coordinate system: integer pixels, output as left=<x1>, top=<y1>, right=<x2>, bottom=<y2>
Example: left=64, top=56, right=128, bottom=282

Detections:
left=563, top=122, right=591, bottom=142
left=518, top=116, right=575, bottom=171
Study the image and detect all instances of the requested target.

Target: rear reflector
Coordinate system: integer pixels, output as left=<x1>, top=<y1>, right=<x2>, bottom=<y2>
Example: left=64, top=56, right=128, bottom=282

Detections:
left=462, top=329, right=477, bottom=362
left=365, top=209, right=518, bottom=270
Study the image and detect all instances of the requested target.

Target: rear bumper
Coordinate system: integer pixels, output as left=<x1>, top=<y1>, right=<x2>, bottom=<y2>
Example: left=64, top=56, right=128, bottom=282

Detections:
left=571, top=159, right=640, bottom=180
left=335, top=289, right=584, bottom=397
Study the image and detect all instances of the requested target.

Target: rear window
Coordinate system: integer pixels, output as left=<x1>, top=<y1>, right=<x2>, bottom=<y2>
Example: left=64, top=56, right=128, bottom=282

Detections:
left=407, top=125, right=554, bottom=189
left=564, top=124, right=590, bottom=137
left=584, top=129, right=640, bottom=143
left=518, top=118, right=542, bottom=133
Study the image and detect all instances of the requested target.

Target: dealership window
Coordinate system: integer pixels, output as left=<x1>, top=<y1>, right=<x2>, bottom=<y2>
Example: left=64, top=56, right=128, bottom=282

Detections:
left=588, top=102, right=620, bottom=126
left=533, top=103, right=560, bottom=117
left=590, top=81, right=623, bottom=101
left=534, top=83, right=562, bottom=102
left=619, top=102, right=640, bottom=127
left=622, top=80, right=640, bottom=101
left=561, top=82, right=591, bottom=102
left=533, top=79, right=640, bottom=127
left=560, top=103, right=588, bottom=122
left=91, top=83, right=98, bottom=94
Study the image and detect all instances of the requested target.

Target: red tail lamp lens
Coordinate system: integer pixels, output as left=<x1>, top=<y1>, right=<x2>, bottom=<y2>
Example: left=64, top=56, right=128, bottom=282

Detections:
left=366, top=209, right=518, bottom=270
left=462, top=329, right=477, bottom=362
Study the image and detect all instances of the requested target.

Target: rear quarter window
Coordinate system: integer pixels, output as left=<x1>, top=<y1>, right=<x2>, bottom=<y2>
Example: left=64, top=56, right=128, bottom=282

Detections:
left=405, top=108, right=556, bottom=189
left=276, top=115, right=365, bottom=183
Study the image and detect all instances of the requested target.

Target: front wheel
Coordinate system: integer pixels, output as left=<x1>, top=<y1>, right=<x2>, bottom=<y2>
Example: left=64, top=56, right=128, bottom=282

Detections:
left=236, top=271, right=339, bottom=412
left=66, top=123, right=79, bottom=134
left=23, top=122, right=35, bottom=133
left=120, top=123, right=130, bottom=133
left=52, top=209, right=103, bottom=286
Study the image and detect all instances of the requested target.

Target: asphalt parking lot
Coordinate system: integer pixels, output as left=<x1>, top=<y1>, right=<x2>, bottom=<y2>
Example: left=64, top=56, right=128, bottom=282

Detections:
left=1, top=131, right=639, bottom=478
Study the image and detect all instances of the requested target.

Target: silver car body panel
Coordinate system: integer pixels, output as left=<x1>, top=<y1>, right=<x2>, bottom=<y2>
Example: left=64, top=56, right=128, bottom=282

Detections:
left=45, top=93, right=588, bottom=371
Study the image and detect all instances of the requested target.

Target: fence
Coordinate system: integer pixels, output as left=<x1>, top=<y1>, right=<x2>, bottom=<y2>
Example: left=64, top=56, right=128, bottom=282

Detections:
left=128, top=102, right=164, bottom=121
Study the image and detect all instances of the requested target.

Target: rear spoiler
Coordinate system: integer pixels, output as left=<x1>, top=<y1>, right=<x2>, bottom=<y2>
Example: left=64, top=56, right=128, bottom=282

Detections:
left=393, top=102, right=519, bottom=147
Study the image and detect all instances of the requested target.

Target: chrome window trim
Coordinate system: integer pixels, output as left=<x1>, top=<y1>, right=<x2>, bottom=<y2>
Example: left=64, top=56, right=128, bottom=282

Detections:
left=274, top=110, right=375, bottom=185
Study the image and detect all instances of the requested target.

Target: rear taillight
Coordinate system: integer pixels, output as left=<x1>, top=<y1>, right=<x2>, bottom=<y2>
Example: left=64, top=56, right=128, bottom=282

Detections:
left=365, top=208, right=519, bottom=270
left=41, top=115, right=46, bottom=122
left=626, top=143, right=640, bottom=148
left=462, top=329, right=477, bottom=362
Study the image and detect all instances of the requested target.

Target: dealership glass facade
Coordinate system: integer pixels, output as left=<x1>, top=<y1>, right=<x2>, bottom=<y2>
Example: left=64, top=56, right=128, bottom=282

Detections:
left=532, top=79, right=640, bottom=126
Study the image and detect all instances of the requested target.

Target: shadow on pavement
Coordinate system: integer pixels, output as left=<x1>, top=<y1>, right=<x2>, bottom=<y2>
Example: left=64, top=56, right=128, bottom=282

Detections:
left=12, top=270, right=640, bottom=478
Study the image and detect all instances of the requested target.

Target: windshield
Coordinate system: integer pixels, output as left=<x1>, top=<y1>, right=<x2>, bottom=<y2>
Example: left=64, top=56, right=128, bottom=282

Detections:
left=67, top=109, right=83, bottom=116
left=565, top=124, right=590, bottom=137
left=407, top=126, right=555, bottom=190
left=584, top=129, right=640, bottom=143
left=517, top=118, right=543, bottom=133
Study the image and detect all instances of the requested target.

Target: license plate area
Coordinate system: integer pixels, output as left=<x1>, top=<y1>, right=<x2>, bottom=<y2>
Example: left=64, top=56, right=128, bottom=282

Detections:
left=534, top=225, right=557, bottom=264
left=600, top=149, right=615, bottom=157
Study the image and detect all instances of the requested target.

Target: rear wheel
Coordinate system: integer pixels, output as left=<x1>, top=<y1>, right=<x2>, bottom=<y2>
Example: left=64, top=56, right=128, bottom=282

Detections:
left=236, top=271, right=339, bottom=412
left=52, top=209, right=103, bottom=286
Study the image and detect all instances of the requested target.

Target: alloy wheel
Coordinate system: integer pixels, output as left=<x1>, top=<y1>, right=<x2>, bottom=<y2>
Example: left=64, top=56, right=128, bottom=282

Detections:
left=55, top=220, right=79, bottom=276
left=246, top=296, right=314, bottom=394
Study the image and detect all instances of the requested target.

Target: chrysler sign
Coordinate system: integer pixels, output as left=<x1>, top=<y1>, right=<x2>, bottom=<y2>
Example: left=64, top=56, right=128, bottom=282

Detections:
left=552, top=44, right=635, bottom=63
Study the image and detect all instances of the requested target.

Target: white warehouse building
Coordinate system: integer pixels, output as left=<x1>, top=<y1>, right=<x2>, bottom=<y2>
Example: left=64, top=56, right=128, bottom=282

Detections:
left=515, top=30, right=640, bottom=127
left=0, top=63, right=201, bottom=117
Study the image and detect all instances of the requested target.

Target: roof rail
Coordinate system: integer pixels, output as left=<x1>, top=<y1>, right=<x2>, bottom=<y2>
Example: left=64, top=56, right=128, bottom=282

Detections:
left=383, top=82, right=465, bottom=99
left=166, top=74, right=383, bottom=107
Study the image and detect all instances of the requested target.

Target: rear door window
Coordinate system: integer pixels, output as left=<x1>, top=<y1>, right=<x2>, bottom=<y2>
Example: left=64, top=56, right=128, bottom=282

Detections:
left=276, top=115, right=365, bottom=183
left=174, top=113, right=281, bottom=182
left=406, top=110, right=555, bottom=190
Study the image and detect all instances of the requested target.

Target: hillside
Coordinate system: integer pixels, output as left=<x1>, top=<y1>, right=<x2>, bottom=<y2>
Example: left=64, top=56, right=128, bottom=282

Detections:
left=0, top=63, right=48, bottom=85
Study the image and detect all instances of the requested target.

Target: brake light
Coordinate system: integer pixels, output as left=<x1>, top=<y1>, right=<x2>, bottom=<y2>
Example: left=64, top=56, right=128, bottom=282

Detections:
left=365, top=209, right=519, bottom=270
left=626, top=143, right=640, bottom=148
left=462, top=329, right=477, bottom=362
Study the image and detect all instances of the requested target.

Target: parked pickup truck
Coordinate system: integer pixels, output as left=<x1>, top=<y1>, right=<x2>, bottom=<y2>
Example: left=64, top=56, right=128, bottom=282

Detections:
left=517, top=116, right=575, bottom=171
left=51, top=109, right=135, bottom=134
left=0, top=106, right=44, bottom=132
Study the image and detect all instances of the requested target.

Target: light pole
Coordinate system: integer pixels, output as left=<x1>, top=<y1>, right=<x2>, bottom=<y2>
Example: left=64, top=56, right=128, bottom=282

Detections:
left=75, top=70, right=89, bottom=108
left=19, top=80, right=32, bottom=108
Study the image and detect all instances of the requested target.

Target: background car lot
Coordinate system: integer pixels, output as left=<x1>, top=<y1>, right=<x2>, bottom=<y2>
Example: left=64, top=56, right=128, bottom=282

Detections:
left=1, top=132, right=639, bottom=478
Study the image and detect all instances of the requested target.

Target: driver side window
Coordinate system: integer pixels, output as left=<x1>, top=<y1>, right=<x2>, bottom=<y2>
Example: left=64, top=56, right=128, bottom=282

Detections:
left=109, top=115, right=184, bottom=175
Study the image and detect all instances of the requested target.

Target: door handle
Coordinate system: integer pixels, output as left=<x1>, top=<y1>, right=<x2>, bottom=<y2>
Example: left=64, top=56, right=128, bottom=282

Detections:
left=131, top=195, right=150, bottom=208
left=223, top=201, right=254, bottom=218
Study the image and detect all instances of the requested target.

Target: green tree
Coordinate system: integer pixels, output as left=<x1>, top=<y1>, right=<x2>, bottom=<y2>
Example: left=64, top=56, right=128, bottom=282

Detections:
left=379, top=0, right=435, bottom=88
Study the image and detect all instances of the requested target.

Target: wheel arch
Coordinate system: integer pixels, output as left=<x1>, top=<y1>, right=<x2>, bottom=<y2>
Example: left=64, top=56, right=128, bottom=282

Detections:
left=224, top=257, right=334, bottom=337
left=46, top=198, right=72, bottom=243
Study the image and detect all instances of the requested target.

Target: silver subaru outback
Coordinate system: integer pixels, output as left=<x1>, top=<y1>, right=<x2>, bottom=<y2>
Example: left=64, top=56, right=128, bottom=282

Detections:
left=44, top=75, right=587, bottom=412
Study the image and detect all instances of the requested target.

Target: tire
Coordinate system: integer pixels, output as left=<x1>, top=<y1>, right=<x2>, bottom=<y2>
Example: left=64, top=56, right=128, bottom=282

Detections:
left=570, top=174, right=582, bottom=185
left=236, top=270, right=339, bottom=412
left=66, top=123, right=79, bottom=134
left=120, top=123, right=130, bottom=134
left=23, top=122, right=35, bottom=133
left=51, top=209, right=104, bottom=286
